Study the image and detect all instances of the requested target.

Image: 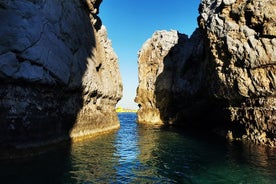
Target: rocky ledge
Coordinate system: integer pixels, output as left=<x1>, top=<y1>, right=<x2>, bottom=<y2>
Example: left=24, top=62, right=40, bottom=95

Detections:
left=0, top=0, right=122, bottom=155
left=136, top=0, right=276, bottom=147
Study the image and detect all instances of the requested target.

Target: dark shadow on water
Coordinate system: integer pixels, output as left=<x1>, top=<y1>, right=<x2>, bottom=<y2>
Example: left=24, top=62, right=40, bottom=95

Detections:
left=0, top=142, right=72, bottom=184
left=0, top=127, right=119, bottom=184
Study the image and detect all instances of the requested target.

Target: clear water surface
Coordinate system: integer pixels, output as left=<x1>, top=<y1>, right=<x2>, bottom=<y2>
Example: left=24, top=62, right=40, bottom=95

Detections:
left=1, top=113, right=276, bottom=183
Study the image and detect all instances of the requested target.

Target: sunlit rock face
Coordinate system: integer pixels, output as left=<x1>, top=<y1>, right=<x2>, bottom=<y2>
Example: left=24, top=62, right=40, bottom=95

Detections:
left=136, top=0, right=276, bottom=146
left=135, top=30, right=182, bottom=124
left=199, top=0, right=276, bottom=146
left=0, top=0, right=122, bottom=152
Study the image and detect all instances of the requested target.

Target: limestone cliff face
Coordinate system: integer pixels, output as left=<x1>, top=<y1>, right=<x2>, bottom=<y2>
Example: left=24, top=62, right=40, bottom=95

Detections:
left=0, top=0, right=122, bottom=151
left=135, top=30, right=186, bottom=124
left=135, top=30, right=206, bottom=125
left=136, top=0, right=276, bottom=146
left=135, top=29, right=209, bottom=126
left=199, top=0, right=276, bottom=146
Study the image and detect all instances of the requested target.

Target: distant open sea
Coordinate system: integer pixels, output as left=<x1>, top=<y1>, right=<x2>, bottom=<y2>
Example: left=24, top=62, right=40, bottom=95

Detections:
left=1, top=112, right=276, bottom=183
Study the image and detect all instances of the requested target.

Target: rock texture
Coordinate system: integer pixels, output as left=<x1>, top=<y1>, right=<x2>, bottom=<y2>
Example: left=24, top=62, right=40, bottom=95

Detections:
left=136, top=0, right=276, bottom=146
left=135, top=29, right=208, bottom=125
left=135, top=30, right=185, bottom=124
left=199, top=0, right=276, bottom=146
left=0, top=0, right=122, bottom=153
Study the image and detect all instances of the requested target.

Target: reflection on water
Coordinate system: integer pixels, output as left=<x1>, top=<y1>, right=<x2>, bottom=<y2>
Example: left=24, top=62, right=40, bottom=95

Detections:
left=69, top=133, right=118, bottom=183
left=113, top=113, right=140, bottom=183
left=1, top=113, right=276, bottom=183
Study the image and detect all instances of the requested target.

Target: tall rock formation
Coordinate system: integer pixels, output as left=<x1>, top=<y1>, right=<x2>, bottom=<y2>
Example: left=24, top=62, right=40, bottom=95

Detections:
left=136, top=0, right=276, bottom=146
left=0, top=0, right=122, bottom=154
left=135, top=30, right=186, bottom=124
left=199, top=0, right=276, bottom=146
left=135, top=30, right=206, bottom=125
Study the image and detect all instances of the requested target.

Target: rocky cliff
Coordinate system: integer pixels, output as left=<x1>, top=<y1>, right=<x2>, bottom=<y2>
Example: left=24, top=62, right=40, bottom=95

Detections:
left=135, top=30, right=187, bottom=124
left=136, top=0, right=276, bottom=146
left=199, top=0, right=276, bottom=146
left=0, top=0, right=122, bottom=153
left=135, top=29, right=208, bottom=125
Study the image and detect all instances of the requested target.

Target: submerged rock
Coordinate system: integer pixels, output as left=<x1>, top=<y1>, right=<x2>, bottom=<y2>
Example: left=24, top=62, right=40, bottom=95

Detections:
left=0, top=0, right=122, bottom=154
left=136, top=0, right=276, bottom=147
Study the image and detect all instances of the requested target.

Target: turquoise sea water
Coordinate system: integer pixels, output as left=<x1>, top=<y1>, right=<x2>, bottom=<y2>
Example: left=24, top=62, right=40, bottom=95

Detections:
left=1, top=113, right=276, bottom=183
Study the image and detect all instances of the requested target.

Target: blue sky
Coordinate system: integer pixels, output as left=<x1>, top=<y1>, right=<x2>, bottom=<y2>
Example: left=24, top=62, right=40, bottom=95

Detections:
left=99, top=0, right=200, bottom=109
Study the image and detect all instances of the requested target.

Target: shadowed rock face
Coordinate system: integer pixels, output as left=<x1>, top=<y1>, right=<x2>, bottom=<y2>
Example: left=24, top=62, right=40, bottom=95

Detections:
left=136, top=0, right=276, bottom=146
left=0, top=0, right=122, bottom=153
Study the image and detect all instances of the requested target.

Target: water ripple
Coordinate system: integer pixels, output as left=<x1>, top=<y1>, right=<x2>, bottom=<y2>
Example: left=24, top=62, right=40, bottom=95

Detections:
left=1, top=113, right=276, bottom=183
